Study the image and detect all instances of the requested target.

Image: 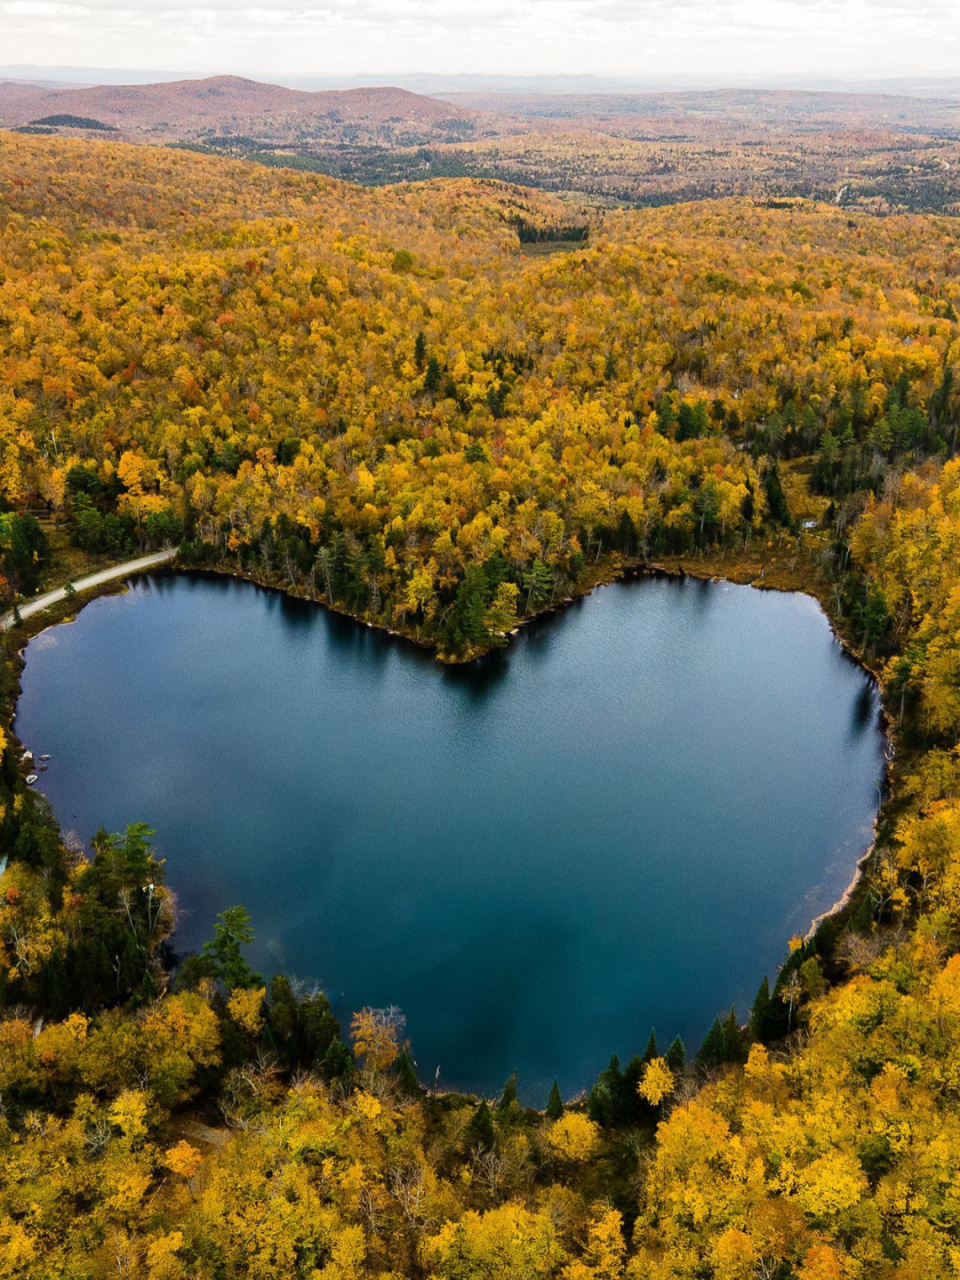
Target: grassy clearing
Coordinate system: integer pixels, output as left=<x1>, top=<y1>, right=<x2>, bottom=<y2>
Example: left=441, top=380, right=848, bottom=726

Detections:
left=35, top=518, right=113, bottom=595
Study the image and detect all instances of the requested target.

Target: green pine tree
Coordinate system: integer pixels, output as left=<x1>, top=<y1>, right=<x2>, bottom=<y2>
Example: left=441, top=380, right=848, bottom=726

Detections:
left=696, top=1016, right=726, bottom=1069
left=722, top=1008, right=747, bottom=1063
left=619, top=1054, right=646, bottom=1125
left=322, top=1036, right=354, bottom=1082
left=665, top=1036, right=686, bottom=1073
left=497, top=1070, right=518, bottom=1111
left=266, top=973, right=299, bottom=1064
left=763, top=458, right=792, bottom=526
left=522, top=558, right=553, bottom=610
left=545, top=1079, right=564, bottom=1120
left=301, top=991, right=340, bottom=1066
left=465, top=1099, right=495, bottom=1151
left=201, top=905, right=263, bottom=989
left=588, top=1053, right=622, bottom=1127
left=750, top=975, right=774, bottom=1043
left=423, top=356, right=442, bottom=395
left=393, top=1048, right=422, bottom=1098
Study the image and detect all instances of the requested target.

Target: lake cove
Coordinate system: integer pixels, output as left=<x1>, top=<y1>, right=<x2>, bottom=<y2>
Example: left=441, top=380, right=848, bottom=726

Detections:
left=17, top=572, right=885, bottom=1100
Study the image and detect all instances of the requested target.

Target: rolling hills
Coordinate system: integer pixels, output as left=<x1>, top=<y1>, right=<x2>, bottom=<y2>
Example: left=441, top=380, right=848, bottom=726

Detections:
left=0, top=74, right=476, bottom=145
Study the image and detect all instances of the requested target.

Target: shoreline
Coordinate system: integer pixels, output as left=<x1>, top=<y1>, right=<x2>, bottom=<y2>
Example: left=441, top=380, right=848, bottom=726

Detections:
left=805, top=840, right=877, bottom=944
left=7, top=542, right=895, bottom=953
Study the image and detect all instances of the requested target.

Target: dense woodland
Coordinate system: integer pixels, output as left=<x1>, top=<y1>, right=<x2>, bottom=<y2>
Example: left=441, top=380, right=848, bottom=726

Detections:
left=2, top=135, right=960, bottom=652
left=1, top=132, right=960, bottom=1276
left=233, top=127, right=960, bottom=217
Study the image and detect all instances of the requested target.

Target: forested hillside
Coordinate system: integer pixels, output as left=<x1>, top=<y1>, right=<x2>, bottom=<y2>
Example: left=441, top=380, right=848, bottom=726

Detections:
left=1, top=134, right=959, bottom=653
left=0, top=75, right=476, bottom=147
left=1, top=132, right=960, bottom=1277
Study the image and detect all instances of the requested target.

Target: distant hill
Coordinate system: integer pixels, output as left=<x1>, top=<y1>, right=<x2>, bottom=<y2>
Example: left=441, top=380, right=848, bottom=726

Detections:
left=0, top=75, right=476, bottom=143
left=437, top=86, right=960, bottom=131
left=0, top=80, right=50, bottom=116
left=4, top=74, right=959, bottom=149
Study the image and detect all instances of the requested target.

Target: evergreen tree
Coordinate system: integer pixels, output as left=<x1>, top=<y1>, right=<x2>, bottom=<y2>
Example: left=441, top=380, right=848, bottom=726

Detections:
left=266, top=973, right=299, bottom=1065
left=522, top=558, right=553, bottom=609
left=619, top=1054, right=646, bottom=1126
left=498, top=1070, right=519, bottom=1111
left=322, top=1036, right=354, bottom=1082
left=697, top=1016, right=726, bottom=1069
left=643, top=1029, right=658, bottom=1063
left=301, top=990, right=340, bottom=1066
left=588, top=1053, right=622, bottom=1127
left=698, top=1008, right=747, bottom=1067
left=485, top=383, right=506, bottom=419
left=2, top=513, right=49, bottom=595
left=545, top=1079, right=564, bottom=1120
left=656, top=397, right=676, bottom=436
left=665, top=1036, right=686, bottom=1073
left=70, top=823, right=170, bottom=1004
left=448, top=564, right=490, bottom=649
left=465, top=1099, right=495, bottom=1151
left=414, top=330, right=427, bottom=371
left=617, top=509, right=637, bottom=555
left=676, top=402, right=698, bottom=441
left=722, top=1007, right=747, bottom=1063
left=393, top=1048, right=422, bottom=1098
left=200, top=905, right=263, bottom=990
left=742, top=480, right=755, bottom=524
left=424, top=356, right=442, bottom=395
left=750, top=975, right=775, bottom=1043
left=857, top=583, right=892, bottom=651
left=927, top=363, right=954, bottom=429
left=763, top=458, right=792, bottom=526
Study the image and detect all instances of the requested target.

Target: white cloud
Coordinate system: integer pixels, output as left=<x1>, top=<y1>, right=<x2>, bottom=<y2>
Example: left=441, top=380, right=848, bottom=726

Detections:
left=0, top=0, right=957, bottom=79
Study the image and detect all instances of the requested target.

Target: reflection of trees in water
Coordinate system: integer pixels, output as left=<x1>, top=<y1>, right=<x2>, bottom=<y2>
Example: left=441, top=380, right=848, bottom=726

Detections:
left=850, top=678, right=879, bottom=738
left=275, top=591, right=321, bottom=632
left=441, top=649, right=510, bottom=701
left=141, top=569, right=179, bottom=598
left=683, top=573, right=717, bottom=618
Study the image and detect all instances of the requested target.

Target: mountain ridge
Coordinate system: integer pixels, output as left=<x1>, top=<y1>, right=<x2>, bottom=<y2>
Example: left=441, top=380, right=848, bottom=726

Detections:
left=0, top=74, right=473, bottom=134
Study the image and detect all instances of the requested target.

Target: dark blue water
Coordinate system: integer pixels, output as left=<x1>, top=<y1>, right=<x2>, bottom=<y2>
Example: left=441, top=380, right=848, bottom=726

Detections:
left=17, top=572, right=883, bottom=1100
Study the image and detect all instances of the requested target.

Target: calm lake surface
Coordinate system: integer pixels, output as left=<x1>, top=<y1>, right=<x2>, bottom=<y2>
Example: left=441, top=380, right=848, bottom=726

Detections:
left=18, top=572, right=884, bottom=1099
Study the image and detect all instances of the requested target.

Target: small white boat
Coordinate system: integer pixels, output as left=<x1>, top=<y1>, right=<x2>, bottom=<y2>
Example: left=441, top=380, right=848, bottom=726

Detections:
left=25, top=774, right=38, bottom=785
left=39, top=754, right=52, bottom=761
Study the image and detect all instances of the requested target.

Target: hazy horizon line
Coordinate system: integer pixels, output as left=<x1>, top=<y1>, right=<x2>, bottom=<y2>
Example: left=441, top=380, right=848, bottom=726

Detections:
left=4, top=63, right=960, bottom=95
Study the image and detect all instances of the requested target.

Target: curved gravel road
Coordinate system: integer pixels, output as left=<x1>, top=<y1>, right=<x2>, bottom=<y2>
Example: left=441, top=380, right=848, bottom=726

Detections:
left=0, top=549, right=176, bottom=631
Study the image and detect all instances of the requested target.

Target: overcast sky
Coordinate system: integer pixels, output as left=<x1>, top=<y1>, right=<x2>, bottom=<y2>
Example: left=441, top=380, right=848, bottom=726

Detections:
left=2, top=0, right=959, bottom=83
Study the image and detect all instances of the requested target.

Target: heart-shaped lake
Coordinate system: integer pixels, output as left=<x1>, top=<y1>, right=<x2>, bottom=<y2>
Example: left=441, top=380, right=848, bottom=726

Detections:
left=17, top=570, right=884, bottom=1100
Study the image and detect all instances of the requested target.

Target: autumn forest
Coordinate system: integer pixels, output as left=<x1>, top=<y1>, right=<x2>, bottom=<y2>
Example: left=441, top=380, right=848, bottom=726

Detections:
left=1, top=116, right=960, bottom=1279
